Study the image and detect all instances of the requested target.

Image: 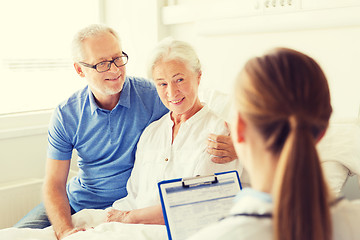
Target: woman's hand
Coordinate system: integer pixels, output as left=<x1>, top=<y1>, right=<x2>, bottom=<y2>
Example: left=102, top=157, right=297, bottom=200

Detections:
left=106, top=209, right=132, bottom=223
left=106, top=205, right=164, bottom=225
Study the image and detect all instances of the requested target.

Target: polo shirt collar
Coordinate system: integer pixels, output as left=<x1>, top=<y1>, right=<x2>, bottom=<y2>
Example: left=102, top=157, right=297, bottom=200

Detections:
left=88, top=87, right=99, bottom=114
left=88, top=77, right=131, bottom=114
left=117, top=77, right=131, bottom=109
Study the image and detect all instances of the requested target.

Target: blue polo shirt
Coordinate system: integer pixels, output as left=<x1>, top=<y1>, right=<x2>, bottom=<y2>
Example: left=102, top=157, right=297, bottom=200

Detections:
left=47, top=76, right=168, bottom=211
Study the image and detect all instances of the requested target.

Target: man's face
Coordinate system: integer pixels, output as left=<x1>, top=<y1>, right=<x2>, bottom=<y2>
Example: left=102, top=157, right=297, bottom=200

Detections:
left=79, top=32, right=126, bottom=99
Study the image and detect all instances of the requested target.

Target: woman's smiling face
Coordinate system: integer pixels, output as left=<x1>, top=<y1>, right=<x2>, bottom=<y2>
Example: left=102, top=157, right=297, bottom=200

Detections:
left=152, top=59, right=201, bottom=117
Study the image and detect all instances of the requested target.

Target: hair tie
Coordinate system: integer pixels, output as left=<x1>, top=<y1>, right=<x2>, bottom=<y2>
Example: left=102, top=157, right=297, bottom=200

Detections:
left=288, top=114, right=309, bottom=130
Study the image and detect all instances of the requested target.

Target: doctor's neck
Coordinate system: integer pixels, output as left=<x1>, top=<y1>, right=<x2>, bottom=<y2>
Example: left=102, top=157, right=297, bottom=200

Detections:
left=245, top=136, right=278, bottom=194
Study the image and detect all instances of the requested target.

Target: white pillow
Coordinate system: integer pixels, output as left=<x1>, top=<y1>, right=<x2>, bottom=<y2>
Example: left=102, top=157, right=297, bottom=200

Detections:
left=317, top=120, right=360, bottom=194
left=198, top=87, right=232, bottom=123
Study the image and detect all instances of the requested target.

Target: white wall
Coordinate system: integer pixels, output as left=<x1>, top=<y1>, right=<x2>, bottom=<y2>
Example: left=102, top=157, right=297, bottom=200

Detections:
left=0, top=111, right=49, bottom=228
left=103, top=0, right=168, bottom=78
left=0, top=111, right=50, bottom=184
left=0, top=111, right=80, bottom=228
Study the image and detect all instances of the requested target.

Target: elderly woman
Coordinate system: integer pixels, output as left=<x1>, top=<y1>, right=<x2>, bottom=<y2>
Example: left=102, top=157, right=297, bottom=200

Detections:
left=104, top=38, right=242, bottom=224
left=188, top=48, right=360, bottom=240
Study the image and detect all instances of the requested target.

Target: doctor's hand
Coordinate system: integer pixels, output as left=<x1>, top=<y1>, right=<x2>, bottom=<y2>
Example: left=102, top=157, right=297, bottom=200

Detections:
left=207, top=123, right=238, bottom=164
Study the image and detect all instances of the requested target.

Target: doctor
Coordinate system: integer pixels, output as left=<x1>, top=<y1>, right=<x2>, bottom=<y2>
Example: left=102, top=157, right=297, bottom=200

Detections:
left=188, top=48, right=360, bottom=240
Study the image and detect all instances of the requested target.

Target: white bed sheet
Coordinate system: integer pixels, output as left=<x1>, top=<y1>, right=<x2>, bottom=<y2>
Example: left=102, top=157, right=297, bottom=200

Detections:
left=0, top=224, right=167, bottom=240
left=0, top=209, right=167, bottom=240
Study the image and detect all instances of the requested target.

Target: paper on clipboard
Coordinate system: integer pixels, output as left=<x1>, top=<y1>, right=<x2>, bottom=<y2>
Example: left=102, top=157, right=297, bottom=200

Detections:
left=158, top=170, right=242, bottom=240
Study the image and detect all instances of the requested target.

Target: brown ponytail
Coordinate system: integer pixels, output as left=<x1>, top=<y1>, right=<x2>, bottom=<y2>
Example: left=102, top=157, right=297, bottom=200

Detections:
left=273, top=115, right=331, bottom=240
left=235, top=48, right=333, bottom=240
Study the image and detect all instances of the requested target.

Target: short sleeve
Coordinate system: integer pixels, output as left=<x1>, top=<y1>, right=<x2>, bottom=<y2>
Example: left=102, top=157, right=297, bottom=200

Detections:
left=47, top=107, right=73, bottom=160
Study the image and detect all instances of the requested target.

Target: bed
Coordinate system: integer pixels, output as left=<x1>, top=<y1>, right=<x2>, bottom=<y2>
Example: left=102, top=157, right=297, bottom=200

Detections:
left=0, top=209, right=167, bottom=240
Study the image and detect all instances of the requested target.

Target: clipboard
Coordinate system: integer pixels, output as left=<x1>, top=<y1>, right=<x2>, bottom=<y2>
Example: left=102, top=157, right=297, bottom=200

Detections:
left=158, top=170, right=242, bottom=240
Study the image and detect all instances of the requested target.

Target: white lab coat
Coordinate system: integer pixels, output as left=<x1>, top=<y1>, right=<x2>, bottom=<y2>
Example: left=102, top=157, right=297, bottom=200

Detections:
left=188, top=188, right=360, bottom=240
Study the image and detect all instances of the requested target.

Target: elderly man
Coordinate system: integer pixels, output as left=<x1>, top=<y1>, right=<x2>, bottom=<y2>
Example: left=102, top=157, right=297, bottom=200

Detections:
left=14, top=24, right=236, bottom=239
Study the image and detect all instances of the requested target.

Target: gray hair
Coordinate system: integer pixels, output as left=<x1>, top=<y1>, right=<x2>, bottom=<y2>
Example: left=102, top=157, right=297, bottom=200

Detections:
left=147, top=38, right=201, bottom=79
left=72, top=24, right=121, bottom=62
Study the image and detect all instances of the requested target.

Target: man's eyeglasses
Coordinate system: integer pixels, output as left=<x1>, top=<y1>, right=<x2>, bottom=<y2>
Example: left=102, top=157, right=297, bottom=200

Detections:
left=79, top=52, right=128, bottom=73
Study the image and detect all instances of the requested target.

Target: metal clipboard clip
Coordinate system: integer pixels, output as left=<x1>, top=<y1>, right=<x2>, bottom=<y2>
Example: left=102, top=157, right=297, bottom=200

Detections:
left=182, top=174, right=218, bottom=188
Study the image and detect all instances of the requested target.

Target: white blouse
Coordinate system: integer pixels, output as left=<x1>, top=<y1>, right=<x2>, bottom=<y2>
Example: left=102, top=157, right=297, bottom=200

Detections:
left=113, top=104, right=243, bottom=210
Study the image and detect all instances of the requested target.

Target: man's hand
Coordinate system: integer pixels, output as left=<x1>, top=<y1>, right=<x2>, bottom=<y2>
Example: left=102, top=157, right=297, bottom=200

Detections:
left=57, top=227, right=86, bottom=240
left=207, top=128, right=238, bottom=163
